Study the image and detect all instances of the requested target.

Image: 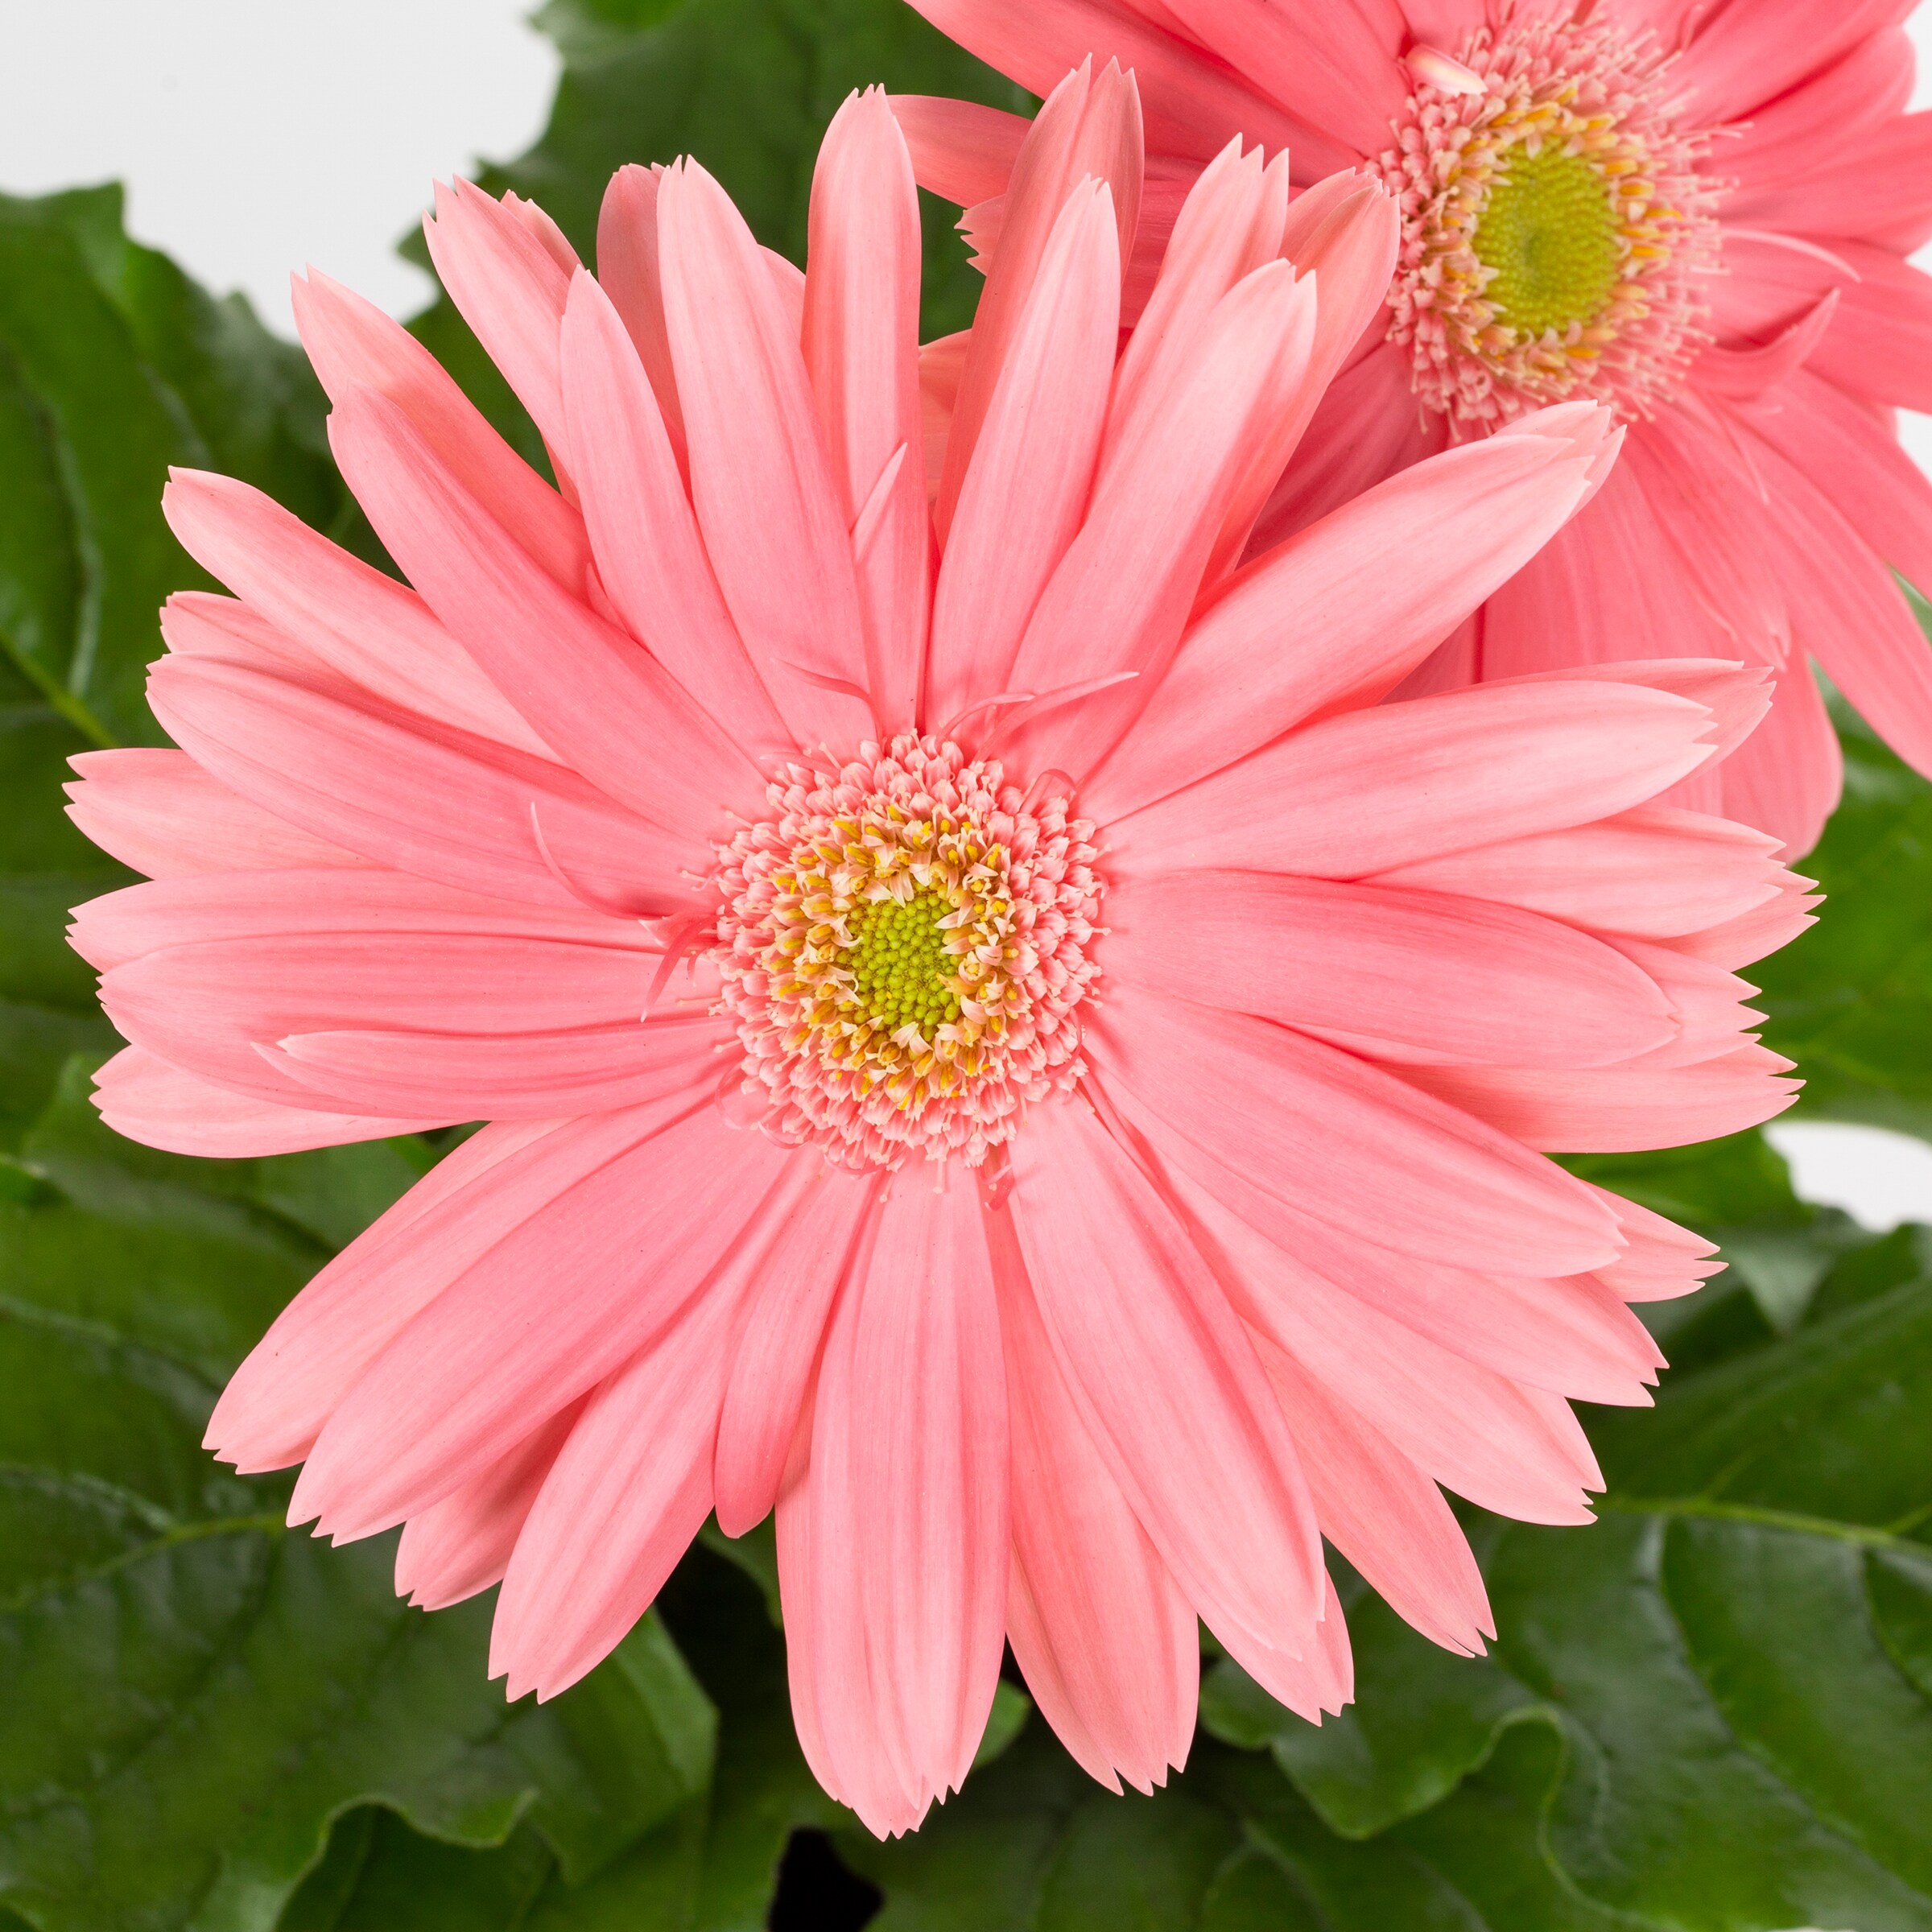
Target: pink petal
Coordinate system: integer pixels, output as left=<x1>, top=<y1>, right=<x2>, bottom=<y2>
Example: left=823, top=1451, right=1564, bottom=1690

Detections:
left=1212, top=1571, right=1354, bottom=1726
left=1674, top=0, right=1912, bottom=126
left=1398, top=1047, right=1800, bottom=1154
left=162, top=470, right=551, bottom=755
left=1090, top=411, right=1613, bottom=819
left=1261, top=1343, right=1492, bottom=1655
left=1166, top=1159, right=1602, bottom=1523
left=327, top=386, right=762, bottom=840
left=925, top=179, right=1121, bottom=726
left=655, top=158, right=871, bottom=747
left=1724, top=112, right=1932, bottom=253
left=1087, top=986, right=1621, bottom=1277
left=1803, top=248, right=1932, bottom=415
left=90, top=1044, right=438, bottom=1158
left=1004, top=257, right=1319, bottom=778
left=1721, top=27, right=1913, bottom=192
left=557, top=270, right=786, bottom=758
left=1103, top=870, right=1674, bottom=1068
left=421, top=180, right=574, bottom=468
left=936, top=60, right=1144, bottom=537
left=594, top=164, right=687, bottom=475
left=489, top=1192, right=790, bottom=1697
left=903, top=0, right=1335, bottom=170
left=289, top=1108, right=790, bottom=1540
left=803, top=89, right=931, bottom=729
left=804, top=1179, right=1009, bottom=1823
left=1245, top=341, right=1447, bottom=553
left=394, top=1398, right=585, bottom=1611
left=712, top=1167, right=879, bottom=1537
left=1373, top=804, right=1789, bottom=940
left=1106, top=681, right=1719, bottom=881
left=205, top=1112, right=630, bottom=1471
left=147, top=653, right=710, bottom=914
left=1008, top=1100, right=1326, bottom=1655
left=1658, top=869, right=1820, bottom=970
left=64, top=748, right=369, bottom=879
left=291, top=267, right=588, bottom=594
left=986, top=1203, right=1198, bottom=1793
left=889, top=93, right=1030, bottom=204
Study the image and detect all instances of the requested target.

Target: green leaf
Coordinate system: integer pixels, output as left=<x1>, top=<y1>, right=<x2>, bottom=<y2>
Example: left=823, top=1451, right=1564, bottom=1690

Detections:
left=1198, top=1257, right=1932, bottom=1932
left=0, top=1063, right=716, bottom=1932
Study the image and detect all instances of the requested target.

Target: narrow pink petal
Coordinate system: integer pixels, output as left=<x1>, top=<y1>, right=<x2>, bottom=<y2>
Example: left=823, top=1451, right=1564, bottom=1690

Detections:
left=1201, top=176, right=1400, bottom=585
left=1724, top=112, right=1932, bottom=252
left=1587, top=1185, right=1724, bottom=1302
left=1674, top=0, right=1910, bottom=126
left=1720, top=27, right=1913, bottom=190
left=1156, top=0, right=1402, bottom=153
left=655, top=158, right=871, bottom=746
left=1261, top=1344, right=1492, bottom=1655
left=1244, top=341, right=1447, bottom=554
left=1398, top=1049, right=1800, bottom=1154
left=68, top=865, right=656, bottom=976
left=1088, top=987, right=1621, bottom=1277
left=271, top=1015, right=725, bottom=1121
left=1373, top=805, right=1790, bottom=940
left=1004, top=258, right=1319, bottom=778
left=1657, top=870, right=1820, bottom=970
left=1166, top=1160, right=1601, bottom=1522
left=806, top=1180, right=1009, bottom=1816
left=1103, top=871, right=1674, bottom=1069
left=1488, top=657, right=1771, bottom=767
left=1118, top=1082, right=1662, bottom=1406
left=1212, top=1572, right=1353, bottom=1725
left=936, top=60, right=1144, bottom=535
left=290, top=1109, right=790, bottom=1540
left=803, top=89, right=931, bottom=729
left=712, top=1170, right=879, bottom=1537
left=394, top=1399, right=584, bottom=1612
left=889, top=93, right=1030, bottom=204
left=489, top=1166, right=812, bottom=1696
left=421, top=180, right=574, bottom=467
left=204, top=1111, right=633, bottom=1471
left=90, top=1045, right=437, bottom=1159
left=557, top=270, right=787, bottom=757
left=1607, top=937, right=1766, bottom=1071
left=162, top=470, right=552, bottom=755
left=100, top=931, right=683, bottom=1112
left=595, top=164, right=687, bottom=474
left=1106, top=682, right=1717, bottom=882
left=64, top=749, right=369, bottom=879
left=1802, top=248, right=1932, bottom=415
left=147, top=629, right=712, bottom=917
left=925, top=180, right=1121, bottom=726
left=902, top=0, right=1331, bottom=170
left=988, top=1204, right=1198, bottom=1794
left=291, top=267, right=588, bottom=593
left=328, top=386, right=762, bottom=840
left=1007, top=1100, right=1325, bottom=1655
left=1090, top=411, right=1613, bottom=819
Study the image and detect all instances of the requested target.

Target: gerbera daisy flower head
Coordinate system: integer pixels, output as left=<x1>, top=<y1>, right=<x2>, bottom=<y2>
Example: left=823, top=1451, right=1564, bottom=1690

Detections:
left=897, top=0, right=1932, bottom=858
left=68, top=72, right=1812, bottom=1837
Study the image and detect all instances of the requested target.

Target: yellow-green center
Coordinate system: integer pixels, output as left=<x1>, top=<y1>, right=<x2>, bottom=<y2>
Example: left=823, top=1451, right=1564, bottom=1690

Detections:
left=1471, top=143, right=1623, bottom=336
left=841, top=889, right=963, bottom=1034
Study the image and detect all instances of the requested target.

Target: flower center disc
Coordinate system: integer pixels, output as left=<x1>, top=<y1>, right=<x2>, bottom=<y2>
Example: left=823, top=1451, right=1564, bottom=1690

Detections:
left=712, top=734, right=1104, bottom=1171
left=1471, top=143, right=1624, bottom=338
left=1374, top=18, right=1719, bottom=428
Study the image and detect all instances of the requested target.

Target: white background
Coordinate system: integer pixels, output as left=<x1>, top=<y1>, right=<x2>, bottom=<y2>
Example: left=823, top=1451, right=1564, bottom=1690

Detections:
left=2, top=1, right=1930, bottom=1228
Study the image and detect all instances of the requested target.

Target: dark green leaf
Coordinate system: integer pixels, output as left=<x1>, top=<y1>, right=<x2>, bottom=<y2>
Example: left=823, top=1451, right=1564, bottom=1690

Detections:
left=0, top=1063, right=716, bottom=1932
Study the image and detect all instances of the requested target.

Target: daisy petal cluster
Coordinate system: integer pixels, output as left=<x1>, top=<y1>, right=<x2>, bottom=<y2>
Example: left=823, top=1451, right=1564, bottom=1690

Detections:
left=69, top=71, right=1811, bottom=1837
left=902, top=0, right=1932, bottom=856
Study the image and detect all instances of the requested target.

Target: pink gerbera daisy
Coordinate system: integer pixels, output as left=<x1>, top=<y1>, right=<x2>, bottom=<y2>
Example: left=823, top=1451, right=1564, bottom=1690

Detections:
left=68, top=78, right=1810, bottom=1836
left=898, top=0, right=1932, bottom=855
